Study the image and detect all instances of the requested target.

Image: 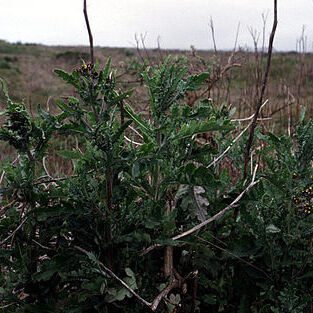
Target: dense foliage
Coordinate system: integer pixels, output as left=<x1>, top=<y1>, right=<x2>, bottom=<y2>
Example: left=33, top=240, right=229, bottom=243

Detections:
left=1, top=56, right=313, bottom=312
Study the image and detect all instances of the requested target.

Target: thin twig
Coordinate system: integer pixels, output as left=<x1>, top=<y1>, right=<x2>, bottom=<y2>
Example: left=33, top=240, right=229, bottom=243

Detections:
left=0, top=303, right=17, bottom=309
left=151, top=277, right=179, bottom=311
left=34, top=175, right=78, bottom=185
left=32, top=239, right=55, bottom=251
left=231, top=99, right=269, bottom=122
left=207, top=121, right=252, bottom=168
left=42, top=156, right=52, bottom=178
left=243, top=0, right=278, bottom=179
left=0, top=199, right=18, bottom=216
left=74, top=246, right=152, bottom=309
left=194, top=235, right=273, bottom=281
left=233, top=22, right=241, bottom=52
left=209, top=16, right=217, bottom=53
left=124, top=136, right=143, bottom=146
left=172, top=165, right=258, bottom=241
left=0, top=170, right=5, bottom=185
left=129, top=125, right=144, bottom=139
left=0, top=217, right=28, bottom=246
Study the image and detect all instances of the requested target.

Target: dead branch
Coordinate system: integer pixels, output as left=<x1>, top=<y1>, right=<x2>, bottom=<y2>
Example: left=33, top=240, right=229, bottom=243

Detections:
left=231, top=99, right=269, bottom=122
left=124, top=136, right=143, bottom=146
left=0, top=303, right=17, bottom=309
left=243, top=0, right=278, bottom=179
left=0, top=170, right=5, bottom=185
left=141, top=165, right=259, bottom=255
left=42, top=156, right=52, bottom=178
left=151, top=276, right=179, bottom=311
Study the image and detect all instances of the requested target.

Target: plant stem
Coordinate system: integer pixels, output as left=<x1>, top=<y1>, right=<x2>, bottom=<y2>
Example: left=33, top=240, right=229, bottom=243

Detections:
left=83, top=0, right=94, bottom=64
left=243, top=0, right=278, bottom=179
left=105, top=166, right=114, bottom=269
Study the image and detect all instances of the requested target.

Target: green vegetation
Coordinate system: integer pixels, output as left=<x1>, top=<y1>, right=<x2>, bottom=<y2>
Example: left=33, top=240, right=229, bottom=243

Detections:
left=1, top=41, right=313, bottom=312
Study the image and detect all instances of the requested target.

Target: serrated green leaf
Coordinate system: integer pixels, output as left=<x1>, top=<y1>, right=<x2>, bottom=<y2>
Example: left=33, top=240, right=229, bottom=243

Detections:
left=0, top=77, right=12, bottom=105
left=185, top=72, right=210, bottom=90
left=54, top=69, right=79, bottom=88
left=177, top=121, right=234, bottom=139
left=103, top=57, right=112, bottom=78
left=124, top=104, right=152, bottom=139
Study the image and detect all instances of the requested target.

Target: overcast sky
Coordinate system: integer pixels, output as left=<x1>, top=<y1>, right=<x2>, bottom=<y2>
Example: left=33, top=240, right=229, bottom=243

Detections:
left=0, top=0, right=313, bottom=51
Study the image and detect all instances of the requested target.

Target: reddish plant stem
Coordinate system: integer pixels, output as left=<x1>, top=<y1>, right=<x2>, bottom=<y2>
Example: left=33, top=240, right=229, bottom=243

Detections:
left=83, top=0, right=94, bottom=64
left=243, top=0, right=278, bottom=179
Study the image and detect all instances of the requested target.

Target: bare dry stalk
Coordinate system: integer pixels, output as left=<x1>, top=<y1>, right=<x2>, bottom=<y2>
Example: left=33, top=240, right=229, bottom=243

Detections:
left=42, top=156, right=52, bottom=178
left=0, top=170, right=5, bottom=185
left=83, top=0, right=94, bottom=64
left=209, top=16, right=217, bottom=53
left=243, top=0, right=278, bottom=179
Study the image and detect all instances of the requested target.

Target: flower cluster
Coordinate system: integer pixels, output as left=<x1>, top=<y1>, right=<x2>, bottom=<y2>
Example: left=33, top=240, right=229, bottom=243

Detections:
left=77, top=63, right=98, bottom=78
left=292, top=186, right=313, bottom=215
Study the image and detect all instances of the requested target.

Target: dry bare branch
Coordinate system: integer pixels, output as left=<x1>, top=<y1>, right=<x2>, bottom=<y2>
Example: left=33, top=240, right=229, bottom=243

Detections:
left=195, top=235, right=272, bottom=280
left=231, top=99, right=269, bottom=122
left=124, top=136, right=143, bottom=146
left=244, top=0, right=278, bottom=179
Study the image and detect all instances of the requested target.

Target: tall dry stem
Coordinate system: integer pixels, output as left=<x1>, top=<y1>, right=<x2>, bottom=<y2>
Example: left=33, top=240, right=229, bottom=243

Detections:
left=243, top=0, right=278, bottom=179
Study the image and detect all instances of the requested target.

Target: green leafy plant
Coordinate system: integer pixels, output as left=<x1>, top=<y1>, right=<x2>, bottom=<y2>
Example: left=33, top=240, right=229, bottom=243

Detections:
left=2, top=53, right=313, bottom=313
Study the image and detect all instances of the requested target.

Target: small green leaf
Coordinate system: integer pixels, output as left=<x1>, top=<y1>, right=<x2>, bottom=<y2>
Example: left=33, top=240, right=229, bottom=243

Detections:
left=125, top=267, right=135, bottom=279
